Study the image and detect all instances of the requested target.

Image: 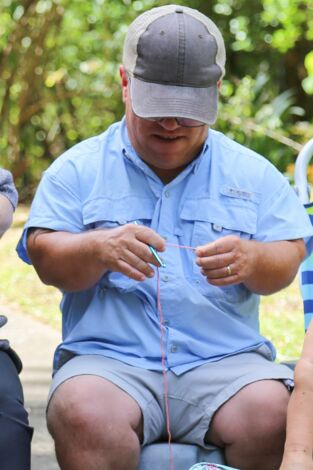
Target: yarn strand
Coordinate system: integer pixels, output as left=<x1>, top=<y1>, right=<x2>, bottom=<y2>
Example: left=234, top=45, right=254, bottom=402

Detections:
left=156, top=242, right=195, bottom=470
left=157, top=268, right=174, bottom=470
left=166, top=242, right=195, bottom=251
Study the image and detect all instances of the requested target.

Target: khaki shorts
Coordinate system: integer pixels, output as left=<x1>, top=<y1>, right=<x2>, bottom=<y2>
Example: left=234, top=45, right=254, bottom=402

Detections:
left=47, top=352, right=293, bottom=448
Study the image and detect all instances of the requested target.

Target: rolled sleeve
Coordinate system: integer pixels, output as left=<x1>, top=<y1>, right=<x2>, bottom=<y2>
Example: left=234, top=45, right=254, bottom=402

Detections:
left=16, top=160, right=84, bottom=264
left=256, top=168, right=313, bottom=254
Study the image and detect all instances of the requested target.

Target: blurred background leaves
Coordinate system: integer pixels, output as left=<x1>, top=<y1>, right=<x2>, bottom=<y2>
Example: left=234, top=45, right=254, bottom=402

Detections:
left=0, top=0, right=313, bottom=200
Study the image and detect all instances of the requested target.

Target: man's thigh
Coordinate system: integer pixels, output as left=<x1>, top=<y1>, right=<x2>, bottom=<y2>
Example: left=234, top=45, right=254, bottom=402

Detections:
left=167, top=352, right=293, bottom=448
left=47, top=352, right=293, bottom=448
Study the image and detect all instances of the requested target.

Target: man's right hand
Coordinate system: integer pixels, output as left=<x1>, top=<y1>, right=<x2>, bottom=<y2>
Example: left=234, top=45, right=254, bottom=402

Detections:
left=27, top=224, right=166, bottom=291
left=91, top=223, right=166, bottom=281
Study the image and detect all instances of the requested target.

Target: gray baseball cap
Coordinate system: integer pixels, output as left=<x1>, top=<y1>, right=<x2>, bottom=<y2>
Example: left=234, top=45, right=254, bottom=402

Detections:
left=123, top=4, right=226, bottom=125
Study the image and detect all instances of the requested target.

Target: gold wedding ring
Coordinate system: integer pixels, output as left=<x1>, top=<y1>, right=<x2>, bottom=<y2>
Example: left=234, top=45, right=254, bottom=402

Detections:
left=226, top=265, right=232, bottom=276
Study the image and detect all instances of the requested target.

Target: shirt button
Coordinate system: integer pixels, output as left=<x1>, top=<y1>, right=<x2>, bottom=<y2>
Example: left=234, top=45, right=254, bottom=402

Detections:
left=162, top=275, right=170, bottom=282
left=163, top=319, right=170, bottom=326
left=164, top=190, right=170, bottom=198
left=195, top=280, right=200, bottom=285
left=171, top=345, right=177, bottom=353
left=98, top=287, right=106, bottom=298
left=212, top=223, right=222, bottom=232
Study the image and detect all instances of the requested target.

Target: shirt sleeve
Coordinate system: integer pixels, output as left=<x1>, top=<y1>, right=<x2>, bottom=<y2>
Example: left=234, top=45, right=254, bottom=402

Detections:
left=16, top=159, right=84, bottom=264
left=256, top=164, right=313, bottom=254
left=0, top=169, right=18, bottom=209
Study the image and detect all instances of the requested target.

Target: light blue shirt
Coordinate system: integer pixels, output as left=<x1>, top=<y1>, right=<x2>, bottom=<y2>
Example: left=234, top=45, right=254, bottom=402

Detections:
left=17, top=119, right=313, bottom=374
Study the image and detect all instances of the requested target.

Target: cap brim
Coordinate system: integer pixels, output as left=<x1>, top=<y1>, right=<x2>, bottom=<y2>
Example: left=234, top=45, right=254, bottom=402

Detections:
left=130, top=77, right=218, bottom=126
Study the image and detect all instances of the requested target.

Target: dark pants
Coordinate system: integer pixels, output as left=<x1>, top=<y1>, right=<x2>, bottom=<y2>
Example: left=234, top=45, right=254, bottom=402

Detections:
left=0, top=350, right=33, bottom=470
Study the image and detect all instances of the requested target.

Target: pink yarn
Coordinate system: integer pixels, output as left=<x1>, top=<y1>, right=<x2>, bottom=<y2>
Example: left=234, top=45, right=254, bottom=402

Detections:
left=156, top=242, right=195, bottom=470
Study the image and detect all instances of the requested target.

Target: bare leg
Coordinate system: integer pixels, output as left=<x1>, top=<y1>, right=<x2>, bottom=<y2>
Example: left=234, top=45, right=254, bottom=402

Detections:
left=47, top=375, right=143, bottom=470
left=280, top=321, right=313, bottom=470
left=207, top=379, right=290, bottom=470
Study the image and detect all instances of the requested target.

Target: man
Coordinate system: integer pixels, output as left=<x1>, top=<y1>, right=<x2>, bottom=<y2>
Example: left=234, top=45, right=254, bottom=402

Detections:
left=17, top=5, right=313, bottom=470
left=0, top=168, right=33, bottom=470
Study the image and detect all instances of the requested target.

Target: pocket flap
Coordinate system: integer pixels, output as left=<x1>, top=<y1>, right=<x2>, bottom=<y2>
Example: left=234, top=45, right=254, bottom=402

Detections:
left=82, top=196, right=154, bottom=225
left=180, top=197, right=257, bottom=234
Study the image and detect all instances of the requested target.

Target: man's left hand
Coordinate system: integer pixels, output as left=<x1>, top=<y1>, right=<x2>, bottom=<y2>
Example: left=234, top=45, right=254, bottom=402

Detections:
left=195, top=235, right=254, bottom=286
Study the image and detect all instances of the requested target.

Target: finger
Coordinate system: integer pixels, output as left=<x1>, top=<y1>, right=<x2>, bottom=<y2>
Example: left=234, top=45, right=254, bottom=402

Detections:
left=114, top=259, right=149, bottom=282
left=195, top=240, right=219, bottom=258
left=126, top=237, right=166, bottom=268
left=195, top=235, right=237, bottom=258
left=201, top=264, right=234, bottom=280
left=133, top=226, right=166, bottom=252
left=120, top=250, right=155, bottom=277
left=207, top=274, right=239, bottom=286
left=196, top=252, right=232, bottom=269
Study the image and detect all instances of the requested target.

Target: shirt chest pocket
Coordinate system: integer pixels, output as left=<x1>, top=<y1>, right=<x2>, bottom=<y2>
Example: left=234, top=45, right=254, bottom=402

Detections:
left=180, top=197, right=258, bottom=248
left=180, top=197, right=258, bottom=300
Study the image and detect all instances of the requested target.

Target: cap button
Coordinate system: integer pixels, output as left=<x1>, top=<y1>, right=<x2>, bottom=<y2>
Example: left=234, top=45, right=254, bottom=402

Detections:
left=175, top=6, right=183, bottom=13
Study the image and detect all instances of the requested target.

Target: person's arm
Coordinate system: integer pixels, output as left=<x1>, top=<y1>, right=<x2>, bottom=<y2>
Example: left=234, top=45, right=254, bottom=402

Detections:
left=26, top=224, right=166, bottom=292
left=195, top=236, right=305, bottom=295
left=279, top=321, right=313, bottom=470
left=0, top=193, right=14, bottom=238
left=0, top=169, right=17, bottom=237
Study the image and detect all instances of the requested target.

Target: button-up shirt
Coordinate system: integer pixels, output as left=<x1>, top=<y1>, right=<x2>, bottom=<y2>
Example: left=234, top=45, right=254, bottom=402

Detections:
left=17, top=118, right=313, bottom=374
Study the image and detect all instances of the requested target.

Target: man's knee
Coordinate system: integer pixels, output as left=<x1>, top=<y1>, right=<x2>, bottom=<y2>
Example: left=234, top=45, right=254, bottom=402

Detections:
left=47, top=377, right=142, bottom=469
left=47, top=375, right=143, bottom=447
left=48, top=388, right=103, bottom=439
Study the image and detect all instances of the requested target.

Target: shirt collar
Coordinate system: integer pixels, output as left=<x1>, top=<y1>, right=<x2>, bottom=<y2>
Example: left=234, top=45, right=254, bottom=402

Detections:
left=120, top=116, right=210, bottom=185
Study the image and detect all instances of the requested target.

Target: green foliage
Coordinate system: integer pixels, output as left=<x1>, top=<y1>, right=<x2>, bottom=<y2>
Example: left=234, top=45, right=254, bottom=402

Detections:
left=0, top=0, right=313, bottom=200
left=260, top=280, right=305, bottom=362
left=217, top=70, right=305, bottom=170
left=262, top=0, right=312, bottom=50
left=303, top=51, right=313, bottom=94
